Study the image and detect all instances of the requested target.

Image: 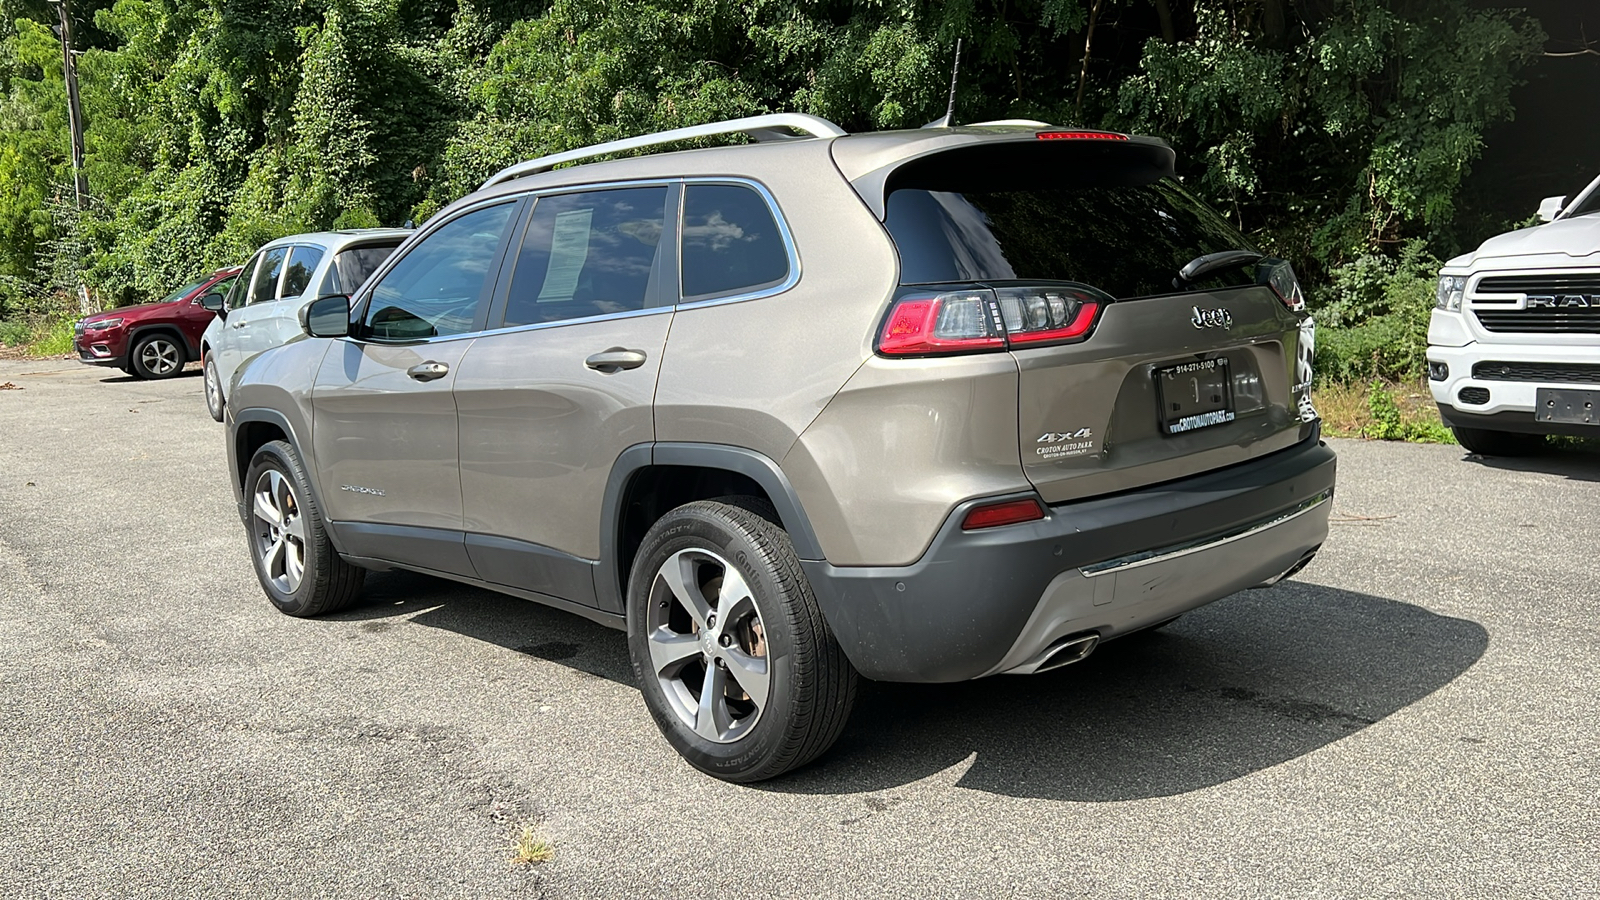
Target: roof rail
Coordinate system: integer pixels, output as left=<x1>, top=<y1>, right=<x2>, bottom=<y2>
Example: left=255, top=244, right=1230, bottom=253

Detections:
left=480, top=113, right=848, bottom=190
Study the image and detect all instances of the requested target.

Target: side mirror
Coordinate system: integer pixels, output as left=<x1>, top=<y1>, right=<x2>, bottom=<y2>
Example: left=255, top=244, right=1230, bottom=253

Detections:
left=301, top=294, right=352, bottom=338
left=1538, top=195, right=1566, bottom=223
left=199, top=292, right=226, bottom=313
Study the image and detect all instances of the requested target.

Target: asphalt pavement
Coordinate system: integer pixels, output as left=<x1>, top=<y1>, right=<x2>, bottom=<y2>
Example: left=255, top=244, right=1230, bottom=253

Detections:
left=0, top=358, right=1595, bottom=899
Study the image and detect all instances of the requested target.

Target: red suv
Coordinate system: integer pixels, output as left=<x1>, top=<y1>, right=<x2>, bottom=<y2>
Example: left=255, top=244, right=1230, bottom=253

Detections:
left=74, top=267, right=242, bottom=379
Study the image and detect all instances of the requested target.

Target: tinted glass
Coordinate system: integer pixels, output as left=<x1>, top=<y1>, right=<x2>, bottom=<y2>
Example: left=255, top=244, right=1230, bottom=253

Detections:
left=224, top=256, right=258, bottom=310
left=325, top=242, right=402, bottom=296
left=502, top=187, right=668, bottom=326
left=204, top=275, right=236, bottom=302
left=158, top=279, right=206, bottom=305
left=248, top=247, right=287, bottom=305
left=363, top=204, right=515, bottom=341
left=884, top=181, right=1257, bottom=298
left=680, top=184, right=788, bottom=299
left=281, top=246, right=325, bottom=298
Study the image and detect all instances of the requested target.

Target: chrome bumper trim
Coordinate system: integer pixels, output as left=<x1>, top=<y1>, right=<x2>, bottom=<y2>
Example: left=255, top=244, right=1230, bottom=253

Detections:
left=1079, top=489, right=1333, bottom=578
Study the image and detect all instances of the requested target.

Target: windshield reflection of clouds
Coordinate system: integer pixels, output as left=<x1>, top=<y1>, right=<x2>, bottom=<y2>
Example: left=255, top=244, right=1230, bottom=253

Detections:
left=929, top=191, right=1017, bottom=281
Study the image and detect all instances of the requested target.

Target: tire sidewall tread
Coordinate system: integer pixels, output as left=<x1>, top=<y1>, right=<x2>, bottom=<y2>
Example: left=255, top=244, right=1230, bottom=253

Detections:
left=244, top=440, right=363, bottom=617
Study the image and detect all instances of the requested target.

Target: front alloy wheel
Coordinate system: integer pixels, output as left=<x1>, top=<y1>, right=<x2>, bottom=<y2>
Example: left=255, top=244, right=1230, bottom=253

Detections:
left=131, top=334, right=184, bottom=379
left=252, top=468, right=307, bottom=595
left=244, top=440, right=363, bottom=617
left=204, top=354, right=225, bottom=421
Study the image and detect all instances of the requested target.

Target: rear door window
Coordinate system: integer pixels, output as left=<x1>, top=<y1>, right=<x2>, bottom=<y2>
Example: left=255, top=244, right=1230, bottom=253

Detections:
left=884, top=181, right=1257, bottom=298
left=680, top=183, right=789, bottom=300
left=362, top=203, right=516, bottom=341
left=501, top=186, right=669, bottom=326
left=281, top=246, right=325, bottom=298
left=247, top=247, right=287, bottom=305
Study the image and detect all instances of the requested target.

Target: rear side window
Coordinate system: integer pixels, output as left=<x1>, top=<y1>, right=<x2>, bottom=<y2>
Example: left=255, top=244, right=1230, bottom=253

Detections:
left=502, top=186, right=669, bottom=326
left=247, top=247, right=287, bottom=305
left=363, top=203, right=516, bottom=340
left=281, top=246, right=325, bottom=298
left=680, top=184, right=789, bottom=300
left=885, top=180, right=1257, bottom=298
left=324, top=243, right=402, bottom=296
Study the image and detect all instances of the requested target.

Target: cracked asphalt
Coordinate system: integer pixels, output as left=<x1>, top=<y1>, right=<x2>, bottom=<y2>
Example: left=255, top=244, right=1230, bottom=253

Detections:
left=1, top=358, right=1595, bottom=898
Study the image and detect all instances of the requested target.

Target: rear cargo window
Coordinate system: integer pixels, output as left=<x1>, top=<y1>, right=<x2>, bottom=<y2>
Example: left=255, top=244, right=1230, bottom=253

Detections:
left=885, top=181, right=1257, bottom=298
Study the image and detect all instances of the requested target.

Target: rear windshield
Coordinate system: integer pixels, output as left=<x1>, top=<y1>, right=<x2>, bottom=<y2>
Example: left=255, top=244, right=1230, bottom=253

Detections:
left=885, top=181, right=1257, bottom=298
left=325, top=242, right=403, bottom=295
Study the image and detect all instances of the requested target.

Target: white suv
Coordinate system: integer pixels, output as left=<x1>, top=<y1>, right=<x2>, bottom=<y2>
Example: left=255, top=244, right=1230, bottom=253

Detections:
left=201, top=229, right=410, bottom=420
left=1429, top=174, right=1600, bottom=454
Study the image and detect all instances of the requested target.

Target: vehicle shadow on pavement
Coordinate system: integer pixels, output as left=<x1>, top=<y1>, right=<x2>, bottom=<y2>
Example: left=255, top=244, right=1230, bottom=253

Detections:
left=327, top=570, right=638, bottom=684
left=766, top=581, right=1488, bottom=801
left=1464, top=445, right=1600, bottom=483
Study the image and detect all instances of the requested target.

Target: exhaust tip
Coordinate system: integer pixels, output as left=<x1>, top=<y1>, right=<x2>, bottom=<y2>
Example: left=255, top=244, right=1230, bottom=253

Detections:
left=1033, top=632, right=1101, bottom=673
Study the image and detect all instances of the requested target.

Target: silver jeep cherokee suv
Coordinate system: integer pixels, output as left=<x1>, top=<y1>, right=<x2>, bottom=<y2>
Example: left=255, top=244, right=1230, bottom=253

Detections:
left=223, top=114, right=1335, bottom=781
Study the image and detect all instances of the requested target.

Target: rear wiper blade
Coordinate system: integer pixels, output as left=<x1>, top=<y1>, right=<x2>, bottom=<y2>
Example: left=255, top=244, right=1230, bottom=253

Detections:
left=1176, top=250, right=1264, bottom=288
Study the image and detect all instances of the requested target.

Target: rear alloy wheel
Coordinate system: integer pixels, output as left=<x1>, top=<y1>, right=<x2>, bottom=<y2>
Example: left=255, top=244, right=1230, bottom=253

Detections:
left=203, top=353, right=225, bottom=421
left=627, top=499, right=857, bottom=782
left=1452, top=426, right=1544, bottom=457
left=245, top=440, right=363, bottom=617
left=130, top=333, right=184, bottom=379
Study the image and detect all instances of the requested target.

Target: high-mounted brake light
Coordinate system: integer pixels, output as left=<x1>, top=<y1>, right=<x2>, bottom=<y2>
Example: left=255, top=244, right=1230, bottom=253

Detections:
left=962, top=498, right=1046, bottom=530
left=1035, top=131, right=1129, bottom=141
left=877, top=285, right=1107, bottom=356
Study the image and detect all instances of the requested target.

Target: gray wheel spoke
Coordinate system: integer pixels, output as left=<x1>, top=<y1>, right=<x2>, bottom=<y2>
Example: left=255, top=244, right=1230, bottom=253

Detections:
left=694, top=664, right=733, bottom=741
left=716, top=567, right=753, bottom=615
left=284, top=541, right=304, bottom=586
left=722, top=648, right=769, bottom=711
left=253, top=490, right=282, bottom=528
left=660, top=552, right=712, bottom=629
left=263, top=536, right=285, bottom=575
left=647, top=627, right=701, bottom=676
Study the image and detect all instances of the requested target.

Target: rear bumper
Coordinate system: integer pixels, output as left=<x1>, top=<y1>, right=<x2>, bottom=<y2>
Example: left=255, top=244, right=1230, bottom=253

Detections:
left=803, top=428, right=1336, bottom=683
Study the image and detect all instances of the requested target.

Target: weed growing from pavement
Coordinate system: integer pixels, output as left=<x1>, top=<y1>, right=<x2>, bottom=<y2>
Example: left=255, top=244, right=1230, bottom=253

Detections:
left=509, top=824, right=554, bottom=866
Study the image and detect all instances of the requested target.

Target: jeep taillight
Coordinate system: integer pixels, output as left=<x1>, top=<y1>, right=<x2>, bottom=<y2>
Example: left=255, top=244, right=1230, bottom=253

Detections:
left=1258, top=259, right=1306, bottom=312
left=877, top=285, right=1104, bottom=356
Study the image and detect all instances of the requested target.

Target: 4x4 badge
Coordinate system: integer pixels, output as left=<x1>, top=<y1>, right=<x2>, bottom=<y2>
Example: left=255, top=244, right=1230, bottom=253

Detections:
left=1192, top=307, right=1233, bottom=329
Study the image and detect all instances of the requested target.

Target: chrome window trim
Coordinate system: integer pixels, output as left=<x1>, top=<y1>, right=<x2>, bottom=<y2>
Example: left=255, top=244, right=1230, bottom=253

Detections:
left=385, top=305, right=674, bottom=345
left=675, top=177, right=801, bottom=310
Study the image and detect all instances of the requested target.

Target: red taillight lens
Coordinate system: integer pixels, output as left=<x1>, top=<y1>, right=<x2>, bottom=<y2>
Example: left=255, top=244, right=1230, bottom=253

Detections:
left=962, top=498, right=1046, bottom=530
left=1258, top=259, right=1307, bottom=312
left=878, top=291, right=1006, bottom=356
left=1035, top=131, right=1129, bottom=141
left=878, top=286, right=1106, bottom=356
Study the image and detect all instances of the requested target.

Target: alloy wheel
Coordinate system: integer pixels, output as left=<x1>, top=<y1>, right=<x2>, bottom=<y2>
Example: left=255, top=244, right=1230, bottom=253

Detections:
left=645, top=548, right=770, bottom=743
left=252, top=469, right=307, bottom=594
left=139, top=338, right=181, bottom=376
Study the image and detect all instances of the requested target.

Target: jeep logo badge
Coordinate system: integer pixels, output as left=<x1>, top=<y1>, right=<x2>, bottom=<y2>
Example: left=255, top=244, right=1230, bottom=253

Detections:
left=1191, top=306, right=1233, bottom=329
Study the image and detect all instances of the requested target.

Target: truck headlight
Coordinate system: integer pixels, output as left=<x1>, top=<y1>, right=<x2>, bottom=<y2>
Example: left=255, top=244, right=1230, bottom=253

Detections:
left=1435, top=276, right=1465, bottom=311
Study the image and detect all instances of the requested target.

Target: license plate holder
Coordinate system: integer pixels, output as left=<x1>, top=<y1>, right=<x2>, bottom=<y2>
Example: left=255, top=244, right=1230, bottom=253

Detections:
left=1156, top=358, right=1236, bottom=435
left=1536, top=387, right=1600, bottom=426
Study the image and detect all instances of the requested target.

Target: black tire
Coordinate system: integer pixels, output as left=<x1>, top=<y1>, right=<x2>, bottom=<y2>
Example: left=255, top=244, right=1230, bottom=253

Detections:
left=626, top=498, right=858, bottom=782
left=244, top=440, right=363, bottom=617
left=1452, top=426, right=1544, bottom=456
left=203, top=352, right=225, bottom=422
left=129, top=332, right=185, bottom=379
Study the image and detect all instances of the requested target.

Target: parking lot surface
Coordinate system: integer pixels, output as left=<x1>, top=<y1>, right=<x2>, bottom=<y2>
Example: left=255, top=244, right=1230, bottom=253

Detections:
left=1, top=358, right=1595, bottom=899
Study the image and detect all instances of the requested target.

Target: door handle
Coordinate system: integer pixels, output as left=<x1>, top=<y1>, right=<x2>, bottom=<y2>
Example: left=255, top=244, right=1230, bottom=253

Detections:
left=407, top=361, right=450, bottom=382
left=230, top=320, right=247, bottom=329
left=585, top=348, right=647, bottom=373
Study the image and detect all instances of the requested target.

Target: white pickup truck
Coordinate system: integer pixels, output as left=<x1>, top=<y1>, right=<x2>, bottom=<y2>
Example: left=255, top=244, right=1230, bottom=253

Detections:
left=1429, top=175, right=1600, bottom=454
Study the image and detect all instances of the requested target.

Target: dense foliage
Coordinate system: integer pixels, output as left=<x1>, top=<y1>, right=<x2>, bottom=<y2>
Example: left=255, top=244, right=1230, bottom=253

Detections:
left=0, top=0, right=1550, bottom=367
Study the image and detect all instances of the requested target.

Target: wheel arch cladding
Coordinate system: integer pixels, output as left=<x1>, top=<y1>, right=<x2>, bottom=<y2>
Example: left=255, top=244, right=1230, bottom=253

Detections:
left=597, top=442, right=826, bottom=614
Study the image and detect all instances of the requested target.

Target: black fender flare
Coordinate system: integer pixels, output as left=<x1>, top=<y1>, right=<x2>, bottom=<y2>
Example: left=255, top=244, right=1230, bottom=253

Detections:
left=595, top=442, right=825, bottom=613
left=230, top=407, right=344, bottom=555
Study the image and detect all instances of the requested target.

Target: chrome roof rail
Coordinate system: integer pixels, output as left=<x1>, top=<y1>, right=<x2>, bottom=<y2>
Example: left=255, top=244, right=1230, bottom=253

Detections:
left=480, top=113, right=848, bottom=189
left=961, top=119, right=1052, bottom=128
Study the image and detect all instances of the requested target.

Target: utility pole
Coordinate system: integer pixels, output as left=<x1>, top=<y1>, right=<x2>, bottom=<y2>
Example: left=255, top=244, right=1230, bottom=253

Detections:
left=51, top=0, right=89, bottom=208
left=48, top=0, right=93, bottom=314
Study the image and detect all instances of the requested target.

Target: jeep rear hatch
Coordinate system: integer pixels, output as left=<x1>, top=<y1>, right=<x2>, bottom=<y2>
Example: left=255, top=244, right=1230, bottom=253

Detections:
left=849, top=131, right=1315, bottom=504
